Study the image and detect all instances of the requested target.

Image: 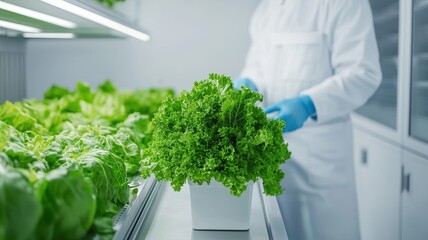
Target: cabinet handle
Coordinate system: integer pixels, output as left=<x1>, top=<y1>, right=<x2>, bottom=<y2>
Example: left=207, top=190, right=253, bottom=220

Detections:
left=406, top=173, right=410, bottom=192
left=401, top=167, right=411, bottom=193
left=361, top=149, right=368, bottom=165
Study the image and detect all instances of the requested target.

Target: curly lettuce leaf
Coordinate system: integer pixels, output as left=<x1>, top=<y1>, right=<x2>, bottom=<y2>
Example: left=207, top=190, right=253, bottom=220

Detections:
left=142, top=74, right=290, bottom=196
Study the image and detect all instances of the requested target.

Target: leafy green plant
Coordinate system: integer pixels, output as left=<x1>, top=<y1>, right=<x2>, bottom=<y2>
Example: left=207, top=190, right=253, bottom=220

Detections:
left=0, top=165, right=42, bottom=240
left=0, top=163, right=98, bottom=240
left=34, top=167, right=96, bottom=240
left=97, top=0, right=125, bottom=8
left=142, top=74, right=291, bottom=196
left=0, top=80, right=174, bottom=239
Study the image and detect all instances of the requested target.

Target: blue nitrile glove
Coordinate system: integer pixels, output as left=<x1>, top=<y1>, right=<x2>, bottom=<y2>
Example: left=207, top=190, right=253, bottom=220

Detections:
left=233, top=77, right=258, bottom=92
left=264, top=95, right=316, bottom=133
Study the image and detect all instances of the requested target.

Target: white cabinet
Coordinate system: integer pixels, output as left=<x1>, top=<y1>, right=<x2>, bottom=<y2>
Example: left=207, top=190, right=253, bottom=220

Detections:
left=354, top=128, right=428, bottom=240
left=353, top=0, right=428, bottom=238
left=401, top=151, right=428, bottom=240
left=354, top=129, right=401, bottom=240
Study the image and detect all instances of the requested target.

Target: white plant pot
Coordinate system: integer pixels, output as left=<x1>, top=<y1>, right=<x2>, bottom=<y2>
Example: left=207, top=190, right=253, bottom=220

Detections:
left=188, top=180, right=254, bottom=231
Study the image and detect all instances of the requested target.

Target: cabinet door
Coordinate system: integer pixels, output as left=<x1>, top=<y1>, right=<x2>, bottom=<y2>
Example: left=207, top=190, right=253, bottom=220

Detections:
left=402, top=151, right=428, bottom=240
left=355, top=0, right=399, bottom=129
left=353, top=130, right=401, bottom=240
left=410, top=0, right=428, bottom=143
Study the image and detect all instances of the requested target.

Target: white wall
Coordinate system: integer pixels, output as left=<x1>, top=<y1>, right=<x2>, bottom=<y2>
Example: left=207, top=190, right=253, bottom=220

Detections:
left=26, top=0, right=259, bottom=98
left=0, top=37, right=26, bottom=103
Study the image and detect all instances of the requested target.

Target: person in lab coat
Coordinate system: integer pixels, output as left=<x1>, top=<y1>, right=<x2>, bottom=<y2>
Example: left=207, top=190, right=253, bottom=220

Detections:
left=234, top=0, right=381, bottom=239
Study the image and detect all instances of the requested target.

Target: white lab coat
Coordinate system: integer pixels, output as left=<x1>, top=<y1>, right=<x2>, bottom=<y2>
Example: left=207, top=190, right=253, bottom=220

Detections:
left=241, top=0, right=382, bottom=239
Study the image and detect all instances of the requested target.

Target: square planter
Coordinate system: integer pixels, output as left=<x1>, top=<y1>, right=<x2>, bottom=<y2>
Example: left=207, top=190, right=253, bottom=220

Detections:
left=188, top=180, right=254, bottom=231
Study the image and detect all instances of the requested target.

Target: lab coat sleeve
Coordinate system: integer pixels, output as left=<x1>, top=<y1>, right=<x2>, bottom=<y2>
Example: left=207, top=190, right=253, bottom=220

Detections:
left=301, top=0, right=382, bottom=123
left=240, top=2, right=267, bottom=94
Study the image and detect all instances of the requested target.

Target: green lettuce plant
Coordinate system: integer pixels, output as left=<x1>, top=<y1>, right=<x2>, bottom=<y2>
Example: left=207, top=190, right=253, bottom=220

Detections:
left=142, top=74, right=291, bottom=196
left=97, top=0, right=125, bottom=8
left=0, top=165, right=42, bottom=240
left=0, top=80, right=174, bottom=239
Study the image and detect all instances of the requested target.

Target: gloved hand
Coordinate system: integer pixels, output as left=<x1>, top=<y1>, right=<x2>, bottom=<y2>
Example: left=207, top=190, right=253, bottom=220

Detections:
left=233, top=77, right=258, bottom=92
left=264, top=95, right=316, bottom=133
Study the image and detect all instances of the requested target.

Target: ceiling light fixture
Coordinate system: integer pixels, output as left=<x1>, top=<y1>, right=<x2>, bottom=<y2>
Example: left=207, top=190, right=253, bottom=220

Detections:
left=0, top=1, right=76, bottom=28
left=41, top=0, right=150, bottom=41
left=23, top=32, right=75, bottom=38
left=0, top=19, right=40, bottom=32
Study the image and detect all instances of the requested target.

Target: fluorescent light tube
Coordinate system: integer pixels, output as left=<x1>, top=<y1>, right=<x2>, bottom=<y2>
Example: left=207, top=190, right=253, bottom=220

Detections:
left=23, top=33, right=75, bottom=38
left=0, top=19, right=40, bottom=32
left=41, top=0, right=150, bottom=41
left=0, top=1, right=76, bottom=29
